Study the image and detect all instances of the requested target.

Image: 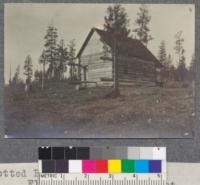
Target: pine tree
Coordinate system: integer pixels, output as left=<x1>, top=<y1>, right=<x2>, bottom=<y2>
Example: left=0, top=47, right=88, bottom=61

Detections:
left=166, top=55, right=176, bottom=80
left=189, top=54, right=195, bottom=80
left=34, top=70, right=42, bottom=82
left=133, top=5, right=153, bottom=46
left=104, top=4, right=130, bottom=37
left=169, top=64, right=177, bottom=81
left=158, top=41, right=168, bottom=80
left=44, top=25, right=58, bottom=79
left=24, top=55, right=33, bottom=84
left=166, top=54, right=173, bottom=69
left=174, top=31, right=184, bottom=66
left=68, top=39, right=76, bottom=79
left=39, top=50, right=47, bottom=88
left=56, top=39, right=68, bottom=80
left=12, top=65, right=21, bottom=84
left=177, top=49, right=187, bottom=81
left=158, top=41, right=167, bottom=66
left=39, top=50, right=47, bottom=73
left=174, top=31, right=188, bottom=81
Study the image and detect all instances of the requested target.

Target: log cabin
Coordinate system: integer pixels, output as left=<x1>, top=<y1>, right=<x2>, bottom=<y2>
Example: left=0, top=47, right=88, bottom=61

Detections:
left=76, top=28, right=163, bottom=86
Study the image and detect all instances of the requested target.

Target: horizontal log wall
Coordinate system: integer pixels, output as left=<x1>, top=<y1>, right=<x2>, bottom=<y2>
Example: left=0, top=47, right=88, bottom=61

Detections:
left=87, top=67, right=112, bottom=82
left=117, top=55, right=156, bottom=83
left=80, top=52, right=112, bottom=82
left=80, top=53, right=156, bottom=83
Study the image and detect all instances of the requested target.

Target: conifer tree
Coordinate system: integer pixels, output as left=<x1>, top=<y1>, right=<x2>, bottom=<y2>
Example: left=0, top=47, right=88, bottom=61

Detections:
left=104, top=4, right=130, bottom=37
left=174, top=31, right=184, bottom=66
left=177, top=49, right=187, bottom=81
left=39, top=50, right=47, bottom=88
left=174, top=31, right=187, bottom=81
left=68, top=39, right=76, bottom=79
left=158, top=40, right=167, bottom=66
left=133, top=5, right=153, bottom=46
left=12, top=65, right=21, bottom=84
left=24, top=55, right=33, bottom=84
left=189, top=54, right=195, bottom=80
left=44, top=25, right=58, bottom=79
left=56, top=39, right=68, bottom=80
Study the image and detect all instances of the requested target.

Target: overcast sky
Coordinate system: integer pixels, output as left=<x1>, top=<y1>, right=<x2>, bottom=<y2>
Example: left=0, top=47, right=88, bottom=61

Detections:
left=4, top=3, right=195, bottom=84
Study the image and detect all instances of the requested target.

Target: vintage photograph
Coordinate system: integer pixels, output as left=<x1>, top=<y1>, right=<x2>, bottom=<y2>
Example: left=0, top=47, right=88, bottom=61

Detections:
left=4, top=3, right=195, bottom=138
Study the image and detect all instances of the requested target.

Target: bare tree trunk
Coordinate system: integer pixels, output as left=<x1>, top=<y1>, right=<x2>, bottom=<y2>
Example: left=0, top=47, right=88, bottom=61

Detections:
left=113, top=33, right=119, bottom=96
left=42, top=63, right=45, bottom=89
left=70, top=65, right=72, bottom=80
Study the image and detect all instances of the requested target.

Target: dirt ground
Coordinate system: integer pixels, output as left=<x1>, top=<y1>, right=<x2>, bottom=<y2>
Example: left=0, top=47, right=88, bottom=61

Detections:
left=4, top=82, right=195, bottom=138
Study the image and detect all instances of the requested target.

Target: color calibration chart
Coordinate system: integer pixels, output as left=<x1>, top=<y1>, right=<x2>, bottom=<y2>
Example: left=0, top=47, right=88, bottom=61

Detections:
left=38, top=147, right=166, bottom=185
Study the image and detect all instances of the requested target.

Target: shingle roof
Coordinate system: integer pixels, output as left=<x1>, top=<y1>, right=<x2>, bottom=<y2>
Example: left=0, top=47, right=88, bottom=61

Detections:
left=77, top=28, right=162, bottom=67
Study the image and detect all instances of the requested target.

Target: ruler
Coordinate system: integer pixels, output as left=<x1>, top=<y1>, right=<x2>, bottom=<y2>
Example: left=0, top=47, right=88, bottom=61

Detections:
left=39, top=173, right=166, bottom=185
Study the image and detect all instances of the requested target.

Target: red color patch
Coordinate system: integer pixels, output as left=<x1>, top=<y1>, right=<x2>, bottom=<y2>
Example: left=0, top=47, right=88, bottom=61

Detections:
left=96, top=160, right=108, bottom=173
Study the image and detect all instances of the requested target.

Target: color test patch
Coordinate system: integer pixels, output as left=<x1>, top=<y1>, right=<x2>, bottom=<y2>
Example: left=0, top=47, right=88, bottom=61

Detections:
left=96, top=160, right=108, bottom=173
left=149, top=160, right=161, bottom=173
left=121, top=160, right=134, bottom=173
left=82, top=160, right=96, bottom=173
left=140, top=147, right=153, bottom=159
left=55, top=160, right=68, bottom=173
left=69, top=160, right=82, bottom=173
left=90, top=148, right=103, bottom=159
left=42, top=160, right=55, bottom=173
left=65, top=147, right=77, bottom=159
left=39, top=147, right=51, bottom=159
left=153, top=148, right=166, bottom=159
left=77, top=147, right=90, bottom=159
left=108, top=160, right=121, bottom=173
left=127, top=147, right=140, bottom=159
left=135, top=160, right=149, bottom=173
left=52, top=147, right=65, bottom=160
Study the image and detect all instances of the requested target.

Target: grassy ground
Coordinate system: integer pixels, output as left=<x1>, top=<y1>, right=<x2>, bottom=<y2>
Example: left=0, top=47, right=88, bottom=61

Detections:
left=4, top=81, right=195, bottom=138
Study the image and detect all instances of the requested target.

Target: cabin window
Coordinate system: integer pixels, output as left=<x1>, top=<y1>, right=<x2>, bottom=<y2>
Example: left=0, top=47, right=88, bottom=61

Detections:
left=124, top=61, right=128, bottom=74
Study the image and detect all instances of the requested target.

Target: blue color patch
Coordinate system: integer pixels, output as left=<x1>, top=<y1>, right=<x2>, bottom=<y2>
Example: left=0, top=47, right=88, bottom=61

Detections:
left=134, top=160, right=149, bottom=173
left=149, top=160, right=161, bottom=173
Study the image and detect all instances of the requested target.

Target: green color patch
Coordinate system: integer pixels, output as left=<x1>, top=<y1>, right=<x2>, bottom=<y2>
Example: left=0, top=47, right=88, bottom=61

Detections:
left=122, top=160, right=135, bottom=173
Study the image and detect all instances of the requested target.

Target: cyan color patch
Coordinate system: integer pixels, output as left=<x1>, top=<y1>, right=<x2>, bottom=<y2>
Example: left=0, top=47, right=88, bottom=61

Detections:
left=135, top=160, right=149, bottom=173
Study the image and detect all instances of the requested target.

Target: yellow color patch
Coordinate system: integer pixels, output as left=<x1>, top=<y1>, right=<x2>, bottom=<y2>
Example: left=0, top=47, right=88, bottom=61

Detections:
left=108, top=160, right=121, bottom=173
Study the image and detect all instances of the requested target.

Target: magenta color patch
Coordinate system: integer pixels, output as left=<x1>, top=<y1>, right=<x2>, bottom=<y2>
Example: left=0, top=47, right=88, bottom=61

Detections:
left=82, top=160, right=96, bottom=173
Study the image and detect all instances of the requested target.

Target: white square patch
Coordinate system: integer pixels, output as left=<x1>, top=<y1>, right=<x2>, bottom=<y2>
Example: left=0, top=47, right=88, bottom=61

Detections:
left=69, top=160, right=82, bottom=173
left=153, top=147, right=166, bottom=160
